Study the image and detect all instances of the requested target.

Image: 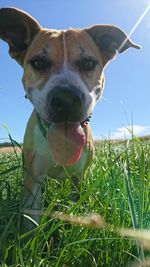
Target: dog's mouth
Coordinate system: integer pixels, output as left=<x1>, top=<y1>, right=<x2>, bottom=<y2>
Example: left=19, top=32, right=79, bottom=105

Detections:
left=37, top=113, right=91, bottom=166
left=47, top=122, right=86, bottom=166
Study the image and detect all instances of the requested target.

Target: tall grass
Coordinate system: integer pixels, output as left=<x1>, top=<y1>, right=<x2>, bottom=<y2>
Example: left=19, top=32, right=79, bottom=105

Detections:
left=0, top=136, right=150, bottom=266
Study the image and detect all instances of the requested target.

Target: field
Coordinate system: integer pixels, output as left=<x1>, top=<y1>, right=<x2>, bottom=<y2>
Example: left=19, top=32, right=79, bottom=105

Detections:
left=0, top=137, right=150, bottom=266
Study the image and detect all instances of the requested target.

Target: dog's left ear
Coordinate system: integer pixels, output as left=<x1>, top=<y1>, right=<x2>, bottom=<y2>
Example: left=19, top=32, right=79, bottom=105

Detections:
left=0, top=7, right=41, bottom=65
left=85, top=25, right=141, bottom=66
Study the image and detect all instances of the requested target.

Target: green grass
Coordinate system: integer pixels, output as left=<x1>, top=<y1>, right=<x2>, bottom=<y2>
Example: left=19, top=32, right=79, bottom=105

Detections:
left=0, top=137, right=150, bottom=266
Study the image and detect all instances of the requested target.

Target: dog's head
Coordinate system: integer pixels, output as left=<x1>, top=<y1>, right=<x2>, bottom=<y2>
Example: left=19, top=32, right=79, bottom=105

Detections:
left=0, top=8, right=140, bottom=165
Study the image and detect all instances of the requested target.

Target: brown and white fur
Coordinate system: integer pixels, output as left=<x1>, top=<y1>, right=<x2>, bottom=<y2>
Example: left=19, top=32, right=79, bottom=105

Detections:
left=0, top=7, right=140, bottom=225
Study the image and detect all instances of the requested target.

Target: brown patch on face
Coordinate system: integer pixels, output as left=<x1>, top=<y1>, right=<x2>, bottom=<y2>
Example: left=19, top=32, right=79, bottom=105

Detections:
left=22, top=29, right=65, bottom=90
left=63, top=29, right=104, bottom=91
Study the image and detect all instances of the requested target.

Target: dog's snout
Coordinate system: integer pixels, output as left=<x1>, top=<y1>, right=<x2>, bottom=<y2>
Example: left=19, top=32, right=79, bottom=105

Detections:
left=48, top=86, right=84, bottom=122
left=50, top=89, right=79, bottom=110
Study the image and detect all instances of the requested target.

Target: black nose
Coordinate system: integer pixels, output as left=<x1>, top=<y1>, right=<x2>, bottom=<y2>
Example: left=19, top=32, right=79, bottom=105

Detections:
left=48, top=86, right=84, bottom=122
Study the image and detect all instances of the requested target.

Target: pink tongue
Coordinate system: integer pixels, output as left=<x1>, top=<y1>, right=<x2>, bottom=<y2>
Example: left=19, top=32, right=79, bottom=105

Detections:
left=47, top=122, right=85, bottom=166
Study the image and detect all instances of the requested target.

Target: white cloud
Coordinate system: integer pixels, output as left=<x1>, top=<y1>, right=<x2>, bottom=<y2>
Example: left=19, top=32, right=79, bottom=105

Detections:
left=110, top=125, right=150, bottom=139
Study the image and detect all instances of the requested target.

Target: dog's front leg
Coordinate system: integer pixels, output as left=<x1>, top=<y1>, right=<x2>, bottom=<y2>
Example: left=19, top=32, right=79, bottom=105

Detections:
left=21, top=111, right=50, bottom=226
left=70, top=175, right=81, bottom=201
left=22, top=150, right=45, bottom=226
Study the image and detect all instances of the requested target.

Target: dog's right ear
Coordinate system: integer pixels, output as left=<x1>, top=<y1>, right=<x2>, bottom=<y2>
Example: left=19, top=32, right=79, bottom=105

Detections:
left=0, top=7, right=41, bottom=65
left=85, top=25, right=141, bottom=66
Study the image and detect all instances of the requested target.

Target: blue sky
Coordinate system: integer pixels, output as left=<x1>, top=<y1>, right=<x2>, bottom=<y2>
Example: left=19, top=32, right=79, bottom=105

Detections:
left=0, top=0, right=150, bottom=142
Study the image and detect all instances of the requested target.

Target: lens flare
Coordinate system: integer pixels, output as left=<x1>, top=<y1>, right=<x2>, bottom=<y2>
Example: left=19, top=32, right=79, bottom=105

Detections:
left=119, top=3, right=150, bottom=51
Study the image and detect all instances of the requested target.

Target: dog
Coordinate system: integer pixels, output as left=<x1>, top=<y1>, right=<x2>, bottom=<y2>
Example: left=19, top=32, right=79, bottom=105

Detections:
left=0, top=7, right=140, bottom=224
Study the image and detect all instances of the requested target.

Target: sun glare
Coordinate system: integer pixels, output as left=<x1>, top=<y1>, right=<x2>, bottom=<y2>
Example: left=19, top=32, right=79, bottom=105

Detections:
left=119, top=2, right=150, bottom=51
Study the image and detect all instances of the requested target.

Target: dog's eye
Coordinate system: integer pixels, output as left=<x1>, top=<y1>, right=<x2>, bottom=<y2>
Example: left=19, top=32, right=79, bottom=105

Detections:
left=29, top=57, right=51, bottom=71
left=76, top=57, right=98, bottom=72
